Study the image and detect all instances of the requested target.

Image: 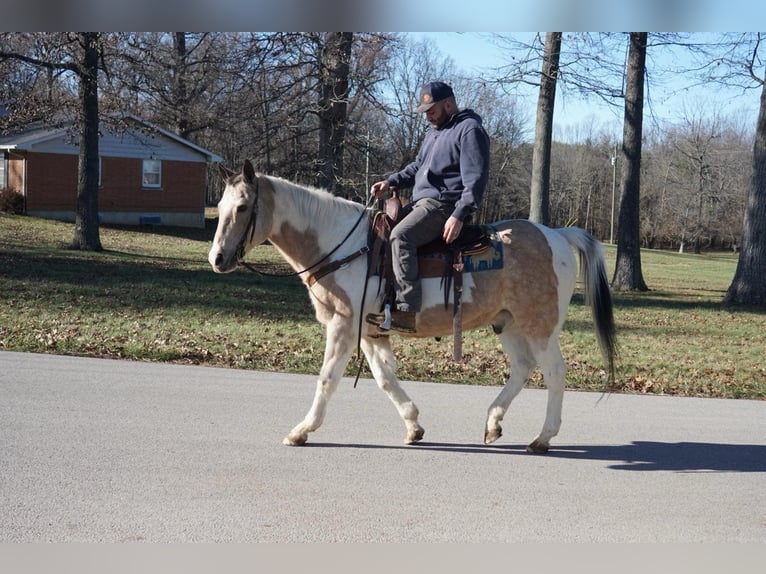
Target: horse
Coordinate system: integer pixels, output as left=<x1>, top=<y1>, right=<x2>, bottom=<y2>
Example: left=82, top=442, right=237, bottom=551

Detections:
left=208, top=160, right=617, bottom=453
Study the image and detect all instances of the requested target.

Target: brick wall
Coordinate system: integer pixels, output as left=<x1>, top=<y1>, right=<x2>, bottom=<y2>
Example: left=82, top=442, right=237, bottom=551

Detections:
left=100, top=157, right=205, bottom=212
left=24, top=153, right=78, bottom=211
left=24, top=152, right=205, bottom=214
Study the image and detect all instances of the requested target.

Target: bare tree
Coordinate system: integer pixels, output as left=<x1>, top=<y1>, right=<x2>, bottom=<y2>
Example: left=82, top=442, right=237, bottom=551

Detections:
left=316, top=32, right=353, bottom=196
left=726, top=69, right=766, bottom=306
left=113, top=33, right=238, bottom=140
left=687, top=33, right=766, bottom=307
left=529, top=32, right=561, bottom=225
left=361, top=35, right=456, bottom=206
left=611, top=32, right=649, bottom=291
left=490, top=32, right=630, bottom=222
left=374, top=37, right=455, bottom=173
left=473, top=82, right=531, bottom=223
left=73, top=32, right=102, bottom=251
left=548, top=132, right=615, bottom=235
left=1, top=32, right=104, bottom=251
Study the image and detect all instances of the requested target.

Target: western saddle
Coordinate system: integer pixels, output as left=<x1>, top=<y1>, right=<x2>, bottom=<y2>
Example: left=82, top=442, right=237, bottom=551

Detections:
left=368, top=191, right=495, bottom=360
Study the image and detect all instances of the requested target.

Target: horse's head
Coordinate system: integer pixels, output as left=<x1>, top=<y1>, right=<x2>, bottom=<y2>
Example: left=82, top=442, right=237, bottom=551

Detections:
left=208, top=159, right=273, bottom=273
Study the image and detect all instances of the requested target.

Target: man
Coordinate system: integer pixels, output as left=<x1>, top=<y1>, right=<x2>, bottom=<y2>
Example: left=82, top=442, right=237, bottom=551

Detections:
left=366, top=81, right=491, bottom=333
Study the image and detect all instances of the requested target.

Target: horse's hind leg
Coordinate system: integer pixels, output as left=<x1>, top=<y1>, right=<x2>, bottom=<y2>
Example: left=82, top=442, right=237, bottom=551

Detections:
left=360, top=336, right=424, bottom=444
left=527, top=338, right=567, bottom=454
left=283, top=321, right=355, bottom=446
left=485, top=327, right=535, bottom=444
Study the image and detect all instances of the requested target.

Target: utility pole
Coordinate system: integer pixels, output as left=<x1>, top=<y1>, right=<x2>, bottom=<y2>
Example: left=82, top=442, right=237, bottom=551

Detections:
left=365, top=131, right=370, bottom=192
left=610, top=142, right=617, bottom=244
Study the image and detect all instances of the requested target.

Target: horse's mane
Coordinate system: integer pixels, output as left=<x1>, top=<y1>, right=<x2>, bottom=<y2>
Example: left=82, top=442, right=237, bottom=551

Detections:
left=263, top=175, right=365, bottom=221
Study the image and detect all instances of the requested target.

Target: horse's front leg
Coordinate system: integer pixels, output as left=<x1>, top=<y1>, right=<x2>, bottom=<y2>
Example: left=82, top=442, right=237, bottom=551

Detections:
left=283, top=319, right=355, bottom=446
left=360, top=336, right=424, bottom=444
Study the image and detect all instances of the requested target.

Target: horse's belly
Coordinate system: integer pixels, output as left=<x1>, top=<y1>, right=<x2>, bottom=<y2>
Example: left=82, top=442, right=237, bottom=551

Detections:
left=415, top=273, right=505, bottom=337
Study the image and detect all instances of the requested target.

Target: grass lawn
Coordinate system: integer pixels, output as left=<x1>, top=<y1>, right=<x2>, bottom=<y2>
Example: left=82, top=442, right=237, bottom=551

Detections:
left=1, top=213, right=764, bottom=399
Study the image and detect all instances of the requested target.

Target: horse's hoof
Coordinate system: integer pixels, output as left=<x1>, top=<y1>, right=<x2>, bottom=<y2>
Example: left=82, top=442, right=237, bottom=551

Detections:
left=404, top=426, right=425, bottom=444
left=283, top=434, right=307, bottom=446
left=526, top=440, right=549, bottom=454
left=484, top=427, right=502, bottom=444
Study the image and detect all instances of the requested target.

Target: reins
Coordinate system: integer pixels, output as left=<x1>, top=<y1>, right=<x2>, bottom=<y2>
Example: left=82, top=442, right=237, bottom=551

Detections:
left=235, top=178, right=377, bottom=388
left=237, top=178, right=374, bottom=279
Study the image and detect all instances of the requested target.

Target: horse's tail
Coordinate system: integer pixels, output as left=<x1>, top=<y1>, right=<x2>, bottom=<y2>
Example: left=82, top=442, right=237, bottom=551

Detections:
left=556, top=227, right=618, bottom=385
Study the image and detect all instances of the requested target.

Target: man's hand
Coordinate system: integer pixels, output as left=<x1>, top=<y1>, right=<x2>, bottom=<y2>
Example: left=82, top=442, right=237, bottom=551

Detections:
left=370, top=180, right=390, bottom=198
left=443, top=216, right=463, bottom=244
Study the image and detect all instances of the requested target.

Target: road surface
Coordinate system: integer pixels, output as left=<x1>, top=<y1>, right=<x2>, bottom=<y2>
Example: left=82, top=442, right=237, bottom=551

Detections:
left=1, top=351, right=764, bottom=542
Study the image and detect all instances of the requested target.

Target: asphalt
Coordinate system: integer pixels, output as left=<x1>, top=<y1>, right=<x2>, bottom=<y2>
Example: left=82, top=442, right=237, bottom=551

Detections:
left=1, top=350, right=765, bottom=542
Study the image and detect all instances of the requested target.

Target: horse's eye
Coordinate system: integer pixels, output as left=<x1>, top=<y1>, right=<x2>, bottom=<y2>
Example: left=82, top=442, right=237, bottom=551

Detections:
left=236, top=204, right=248, bottom=213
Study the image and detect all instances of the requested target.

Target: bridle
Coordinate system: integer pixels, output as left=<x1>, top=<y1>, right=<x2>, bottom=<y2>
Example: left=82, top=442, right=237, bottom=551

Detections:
left=234, top=178, right=260, bottom=266
left=234, top=175, right=372, bottom=280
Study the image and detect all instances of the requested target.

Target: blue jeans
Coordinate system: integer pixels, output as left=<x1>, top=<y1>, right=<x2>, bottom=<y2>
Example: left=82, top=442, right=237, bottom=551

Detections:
left=389, top=198, right=454, bottom=312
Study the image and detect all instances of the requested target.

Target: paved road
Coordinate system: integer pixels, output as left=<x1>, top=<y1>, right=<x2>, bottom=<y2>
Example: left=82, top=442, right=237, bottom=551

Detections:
left=1, top=350, right=765, bottom=542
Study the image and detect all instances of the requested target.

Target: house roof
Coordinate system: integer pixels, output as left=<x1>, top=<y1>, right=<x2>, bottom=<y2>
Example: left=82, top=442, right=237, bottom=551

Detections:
left=118, top=114, right=223, bottom=163
left=0, top=117, right=68, bottom=148
left=0, top=114, right=223, bottom=163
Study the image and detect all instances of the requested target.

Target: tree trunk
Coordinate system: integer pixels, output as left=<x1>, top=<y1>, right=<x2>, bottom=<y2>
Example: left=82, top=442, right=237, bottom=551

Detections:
left=172, top=32, right=192, bottom=140
left=529, top=32, right=561, bottom=225
left=70, top=32, right=102, bottom=252
left=316, top=32, right=352, bottom=197
left=724, top=72, right=766, bottom=307
left=611, top=32, right=648, bottom=291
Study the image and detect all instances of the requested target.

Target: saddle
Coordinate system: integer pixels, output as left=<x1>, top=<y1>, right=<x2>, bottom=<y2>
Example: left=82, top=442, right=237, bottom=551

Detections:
left=369, top=192, right=496, bottom=360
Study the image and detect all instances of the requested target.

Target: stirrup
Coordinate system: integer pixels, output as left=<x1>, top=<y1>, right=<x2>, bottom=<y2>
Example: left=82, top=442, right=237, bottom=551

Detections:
left=365, top=304, right=392, bottom=328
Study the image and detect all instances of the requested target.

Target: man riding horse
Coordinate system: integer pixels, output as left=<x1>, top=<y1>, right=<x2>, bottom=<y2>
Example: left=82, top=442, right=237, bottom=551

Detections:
left=366, top=81, right=491, bottom=334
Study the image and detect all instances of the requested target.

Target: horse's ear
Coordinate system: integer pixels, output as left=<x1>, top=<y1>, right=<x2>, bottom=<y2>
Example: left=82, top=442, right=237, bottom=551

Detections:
left=243, top=159, right=255, bottom=184
left=218, top=163, right=234, bottom=181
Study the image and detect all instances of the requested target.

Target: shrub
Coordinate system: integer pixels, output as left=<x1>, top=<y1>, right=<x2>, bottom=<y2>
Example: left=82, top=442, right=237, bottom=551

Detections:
left=0, top=188, right=24, bottom=214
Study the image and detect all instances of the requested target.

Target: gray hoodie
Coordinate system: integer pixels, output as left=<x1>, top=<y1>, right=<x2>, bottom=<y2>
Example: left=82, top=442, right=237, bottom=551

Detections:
left=387, top=109, right=490, bottom=222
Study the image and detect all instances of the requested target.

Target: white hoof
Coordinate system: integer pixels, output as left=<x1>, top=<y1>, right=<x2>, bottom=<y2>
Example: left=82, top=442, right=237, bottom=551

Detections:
left=283, top=434, right=308, bottom=446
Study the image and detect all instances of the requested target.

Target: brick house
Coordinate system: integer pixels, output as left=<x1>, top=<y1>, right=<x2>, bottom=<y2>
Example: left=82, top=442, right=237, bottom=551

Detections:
left=0, top=114, right=222, bottom=228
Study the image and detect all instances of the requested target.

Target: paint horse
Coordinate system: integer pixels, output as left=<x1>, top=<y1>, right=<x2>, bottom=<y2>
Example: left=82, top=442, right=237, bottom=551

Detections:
left=208, top=160, right=617, bottom=453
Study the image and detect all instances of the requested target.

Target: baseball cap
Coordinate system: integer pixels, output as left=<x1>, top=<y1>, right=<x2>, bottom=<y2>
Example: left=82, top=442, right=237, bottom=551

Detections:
left=415, top=81, right=454, bottom=113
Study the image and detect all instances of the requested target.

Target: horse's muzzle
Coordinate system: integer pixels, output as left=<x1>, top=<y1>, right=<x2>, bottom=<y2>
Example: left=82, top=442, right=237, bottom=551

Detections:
left=208, top=248, right=237, bottom=273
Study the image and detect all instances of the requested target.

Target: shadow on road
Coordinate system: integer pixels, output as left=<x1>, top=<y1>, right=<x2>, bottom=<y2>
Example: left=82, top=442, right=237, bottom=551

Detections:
left=308, top=441, right=766, bottom=473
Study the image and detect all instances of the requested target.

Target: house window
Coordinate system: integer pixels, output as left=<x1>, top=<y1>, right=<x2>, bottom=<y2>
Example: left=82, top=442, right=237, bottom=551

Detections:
left=142, top=159, right=161, bottom=188
left=0, top=152, right=7, bottom=189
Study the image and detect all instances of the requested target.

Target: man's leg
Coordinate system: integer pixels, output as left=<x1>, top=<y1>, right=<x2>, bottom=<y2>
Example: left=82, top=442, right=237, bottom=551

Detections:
left=390, top=198, right=452, bottom=312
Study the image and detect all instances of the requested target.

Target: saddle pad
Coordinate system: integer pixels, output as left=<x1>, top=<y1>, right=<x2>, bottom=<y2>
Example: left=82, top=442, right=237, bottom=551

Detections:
left=419, top=240, right=503, bottom=278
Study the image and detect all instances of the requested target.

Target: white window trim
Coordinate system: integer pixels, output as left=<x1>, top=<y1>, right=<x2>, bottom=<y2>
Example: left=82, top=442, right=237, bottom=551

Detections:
left=0, top=152, right=7, bottom=189
left=142, top=158, right=162, bottom=189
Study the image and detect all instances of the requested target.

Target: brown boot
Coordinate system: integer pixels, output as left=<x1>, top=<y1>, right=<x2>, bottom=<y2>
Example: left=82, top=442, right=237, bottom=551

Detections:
left=389, top=310, right=417, bottom=333
left=365, top=310, right=417, bottom=333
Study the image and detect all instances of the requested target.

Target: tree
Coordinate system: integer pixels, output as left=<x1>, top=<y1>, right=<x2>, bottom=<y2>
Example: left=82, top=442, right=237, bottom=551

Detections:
left=529, top=32, right=561, bottom=225
left=114, top=32, right=237, bottom=142
left=316, top=32, right=353, bottom=196
left=472, top=83, right=531, bottom=223
left=686, top=33, right=766, bottom=307
left=374, top=36, right=455, bottom=174
left=73, top=32, right=102, bottom=251
left=650, top=108, right=750, bottom=253
left=611, top=33, right=649, bottom=291
left=491, top=32, right=630, bottom=223
left=725, top=72, right=766, bottom=306
left=0, top=32, right=104, bottom=250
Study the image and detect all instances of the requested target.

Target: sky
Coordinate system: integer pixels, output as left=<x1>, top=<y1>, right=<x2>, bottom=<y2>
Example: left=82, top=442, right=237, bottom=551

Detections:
left=408, top=32, right=760, bottom=141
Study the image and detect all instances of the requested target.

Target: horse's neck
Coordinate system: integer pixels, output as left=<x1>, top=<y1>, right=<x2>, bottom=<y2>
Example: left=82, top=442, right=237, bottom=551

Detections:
left=267, top=179, right=367, bottom=271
